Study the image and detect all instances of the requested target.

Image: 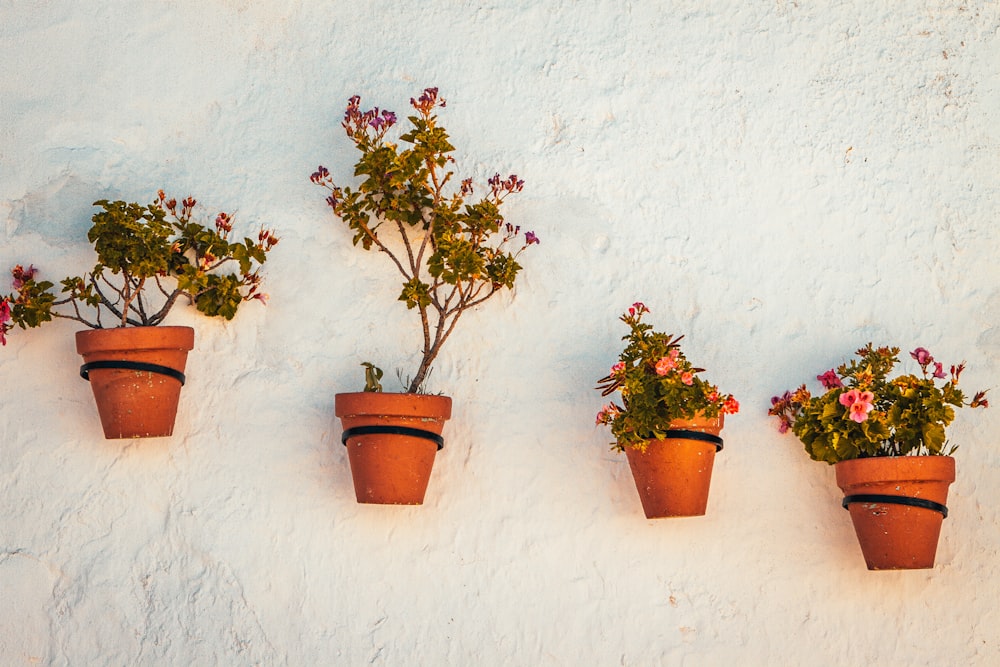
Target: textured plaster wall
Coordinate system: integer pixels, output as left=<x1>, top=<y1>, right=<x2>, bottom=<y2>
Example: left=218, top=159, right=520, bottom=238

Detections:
left=2, top=1, right=1000, bottom=665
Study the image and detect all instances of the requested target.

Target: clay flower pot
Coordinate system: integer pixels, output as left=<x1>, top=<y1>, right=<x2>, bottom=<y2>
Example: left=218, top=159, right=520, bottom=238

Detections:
left=335, top=392, right=453, bottom=505
left=624, top=414, right=724, bottom=518
left=75, top=326, right=195, bottom=439
left=835, top=455, right=955, bottom=570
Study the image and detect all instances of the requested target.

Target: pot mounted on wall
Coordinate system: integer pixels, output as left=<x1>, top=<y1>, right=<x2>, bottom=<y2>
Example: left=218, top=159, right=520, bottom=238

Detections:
left=835, top=455, right=955, bottom=570
left=624, top=415, right=724, bottom=519
left=76, top=326, right=195, bottom=439
left=335, top=392, right=452, bottom=505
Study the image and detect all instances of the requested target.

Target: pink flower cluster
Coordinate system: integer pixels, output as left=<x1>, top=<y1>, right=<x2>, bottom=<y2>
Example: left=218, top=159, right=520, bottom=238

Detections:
left=2, top=264, right=37, bottom=346
left=910, top=347, right=947, bottom=379
left=839, top=389, right=875, bottom=423
left=816, top=369, right=843, bottom=389
left=595, top=403, right=620, bottom=426
left=654, top=349, right=680, bottom=376
left=0, top=297, right=11, bottom=346
left=627, top=301, right=648, bottom=317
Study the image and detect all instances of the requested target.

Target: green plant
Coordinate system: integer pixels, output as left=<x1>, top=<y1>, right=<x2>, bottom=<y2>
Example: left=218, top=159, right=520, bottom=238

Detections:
left=311, top=87, right=538, bottom=394
left=768, top=343, right=989, bottom=464
left=595, top=303, right=739, bottom=452
left=0, top=191, right=277, bottom=343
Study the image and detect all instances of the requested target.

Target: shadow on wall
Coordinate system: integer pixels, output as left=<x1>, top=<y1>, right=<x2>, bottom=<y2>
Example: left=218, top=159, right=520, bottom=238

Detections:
left=6, top=174, right=114, bottom=242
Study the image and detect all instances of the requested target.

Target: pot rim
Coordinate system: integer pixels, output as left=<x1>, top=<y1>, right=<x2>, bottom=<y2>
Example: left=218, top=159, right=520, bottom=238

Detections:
left=75, top=325, right=195, bottom=355
left=335, top=391, right=453, bottom=420
left=835, top=455, right=956, bottom=488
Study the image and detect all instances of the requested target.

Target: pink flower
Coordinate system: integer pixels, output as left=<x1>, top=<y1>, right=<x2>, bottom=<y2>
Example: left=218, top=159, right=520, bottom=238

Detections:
left=626, top=301, right=649, bottom=317
left=655, top=356, right=676, bottom=375
left=910, top=347, right=933, bottom=366
left=932, top=362, right=946, bottom=379
left=595, top=403, right=619, bottom=425
left=611, top=362, right=625, bottom=375
left=839, top=389, right=875, bottom=423
left=722, top=396, right=740, bottom=414
left=680, top=371, right=694, bottom=385
left=817, top=369, right=843, bottom=389
left=0, top=298, right=11, bottom=346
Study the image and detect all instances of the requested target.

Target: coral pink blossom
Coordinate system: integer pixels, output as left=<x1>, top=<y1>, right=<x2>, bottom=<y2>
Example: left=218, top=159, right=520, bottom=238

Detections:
left=611, top=362, right=625, bottom=375
left=722, top=396, right=740, bottom=414
left=680, top=372, right=694, bottom=385
left=839, top=389, right=874, bottom=422
left=655, top=357, right=676, bottom=375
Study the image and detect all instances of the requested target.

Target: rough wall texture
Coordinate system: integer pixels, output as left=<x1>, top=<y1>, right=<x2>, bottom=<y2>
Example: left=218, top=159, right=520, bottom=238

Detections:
left=2, top=1, right=999, bottom=665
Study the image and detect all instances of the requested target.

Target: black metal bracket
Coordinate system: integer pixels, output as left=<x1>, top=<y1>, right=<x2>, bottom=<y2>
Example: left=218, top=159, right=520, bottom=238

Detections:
left=341, top=425, right=444, bottom=450
left=842, top=493, right=948, bottom=518
left=80, top=360, right=186, bottom=386
left=664, top=429, right=724, bottom=452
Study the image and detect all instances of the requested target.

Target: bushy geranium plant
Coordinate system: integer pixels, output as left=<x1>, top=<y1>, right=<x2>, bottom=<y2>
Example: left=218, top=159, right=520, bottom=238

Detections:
left=768, top=343, right=988, bottom=464
left=0, top=191, right=277, bottom=343
left=595, top=303, right=739, bottom=452
left=311, top=87, right=538, bottom=393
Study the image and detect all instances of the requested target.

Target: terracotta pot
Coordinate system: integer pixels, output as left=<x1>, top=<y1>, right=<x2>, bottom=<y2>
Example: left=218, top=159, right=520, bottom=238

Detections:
left=335, top=392, right=452, bottom=505
left=623, top=414, right=724, bottom=519
left=75, top=326, right=194, bottom=439
left=835, top=455, right=955, bottom=570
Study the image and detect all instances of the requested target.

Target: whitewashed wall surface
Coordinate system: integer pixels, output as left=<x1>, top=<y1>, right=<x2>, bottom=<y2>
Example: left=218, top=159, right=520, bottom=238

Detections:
left=3, top=2, right=1000, bottom=665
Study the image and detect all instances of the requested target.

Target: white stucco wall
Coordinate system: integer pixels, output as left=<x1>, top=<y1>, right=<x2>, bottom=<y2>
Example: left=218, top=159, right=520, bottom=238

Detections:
left=2, top=1, right=999, bottom=665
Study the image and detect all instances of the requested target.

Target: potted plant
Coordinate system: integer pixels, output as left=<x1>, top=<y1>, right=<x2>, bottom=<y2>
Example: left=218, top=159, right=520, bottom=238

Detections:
left=0, top=191, right=277, bottom=438
left=769, top=343, right=988, bottom=569
left=311, top=87, right=538, bottom=505
left=595, top=303, right=740, bottom=518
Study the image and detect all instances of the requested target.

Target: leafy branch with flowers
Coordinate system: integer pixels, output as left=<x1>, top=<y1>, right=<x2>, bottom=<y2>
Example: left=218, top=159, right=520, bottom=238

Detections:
left=0, top=191, right=277, bottom=344
left=769, top=343, right=988, bottom=464
left=311, top=87, right=539, bottom=393
left=595, top=303, right=739, bottom=452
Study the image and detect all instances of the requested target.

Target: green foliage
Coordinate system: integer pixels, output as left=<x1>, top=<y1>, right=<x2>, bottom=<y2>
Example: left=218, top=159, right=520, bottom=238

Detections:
left=312, top=88, right=539, bottom=393
left=9, top=277, right=56, bottom=328
left=89, top=199, right=172, bottom=280
left=595, top=304, right=740, bottom=453
left=362, top=362, right=384, bottom=392
left=769, top=343, right=988, bottom=464
left=1, top=193, right=277, bottom=338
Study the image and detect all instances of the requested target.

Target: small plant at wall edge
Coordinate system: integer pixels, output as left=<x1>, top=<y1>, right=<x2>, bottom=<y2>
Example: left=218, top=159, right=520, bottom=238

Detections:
left=595, top=302, right=739, bottom=519
left=768, top=343, right=988, bottom=570
left=0, top=192, right=278, bottom=438
left=311, top=87, right=538, bottom=505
